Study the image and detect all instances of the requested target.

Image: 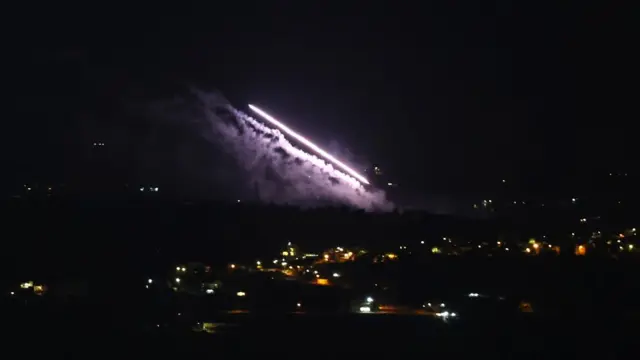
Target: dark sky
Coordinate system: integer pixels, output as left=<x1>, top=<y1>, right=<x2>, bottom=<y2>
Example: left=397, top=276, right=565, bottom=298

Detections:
left=8, top=2, right=635, bottom=197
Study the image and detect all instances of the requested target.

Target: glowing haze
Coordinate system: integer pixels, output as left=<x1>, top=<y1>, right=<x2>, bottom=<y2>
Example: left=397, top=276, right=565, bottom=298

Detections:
left=248, top=104, right=370, bottom=185
left=156, top=90, right=392, bottom=210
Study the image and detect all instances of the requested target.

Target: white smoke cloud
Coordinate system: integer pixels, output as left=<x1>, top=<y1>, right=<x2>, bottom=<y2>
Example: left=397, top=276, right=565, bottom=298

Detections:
left=193, top=90, right=392, bottom=211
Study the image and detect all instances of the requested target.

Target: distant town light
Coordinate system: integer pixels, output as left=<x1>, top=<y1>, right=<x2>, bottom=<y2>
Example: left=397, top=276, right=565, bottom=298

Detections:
left=148, top=279, right=153, bottom=284
left=333, top=273, right=340, bottom=278
left=175, top=278, right=181, bottom=283
left=366, top=296, right=374, bottom=303
left=237, top=291, right=246, bottom=297
left=359, top=306, right=371, bottom=313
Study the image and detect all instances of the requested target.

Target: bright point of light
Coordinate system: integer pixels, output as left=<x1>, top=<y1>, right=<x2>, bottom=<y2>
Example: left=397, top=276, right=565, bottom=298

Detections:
left=366, top=296, right=374, bottom=303
left=175, top=278, right=181, bottom=283
left=297, top=302, right=302, bottom=307
left=206, top=289, right=214, bottom=294
left=248, top=104, right=370, bottom=185
left=450, top=312, right=457, bottom=317
left=148, top=279, right=153, bottom=284
left=468, top=293, right=479, bottom=297
left=237, top=291, right=246, bottom=297
left=256, top=261, right=261, bottom=265
left=333, top=273, right=340, bottom=278
left=359, top=306, right=371, bottom=313
left=440, top=303, right=445, bottom=307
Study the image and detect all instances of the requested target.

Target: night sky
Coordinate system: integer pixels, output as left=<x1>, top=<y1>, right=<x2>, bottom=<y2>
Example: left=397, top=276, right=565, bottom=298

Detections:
left=7, top=2, right=634, bottom=201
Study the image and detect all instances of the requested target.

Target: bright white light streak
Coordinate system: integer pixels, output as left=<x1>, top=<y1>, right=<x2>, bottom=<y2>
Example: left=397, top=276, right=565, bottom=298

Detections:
left=248, top=104, right=370, bottom=185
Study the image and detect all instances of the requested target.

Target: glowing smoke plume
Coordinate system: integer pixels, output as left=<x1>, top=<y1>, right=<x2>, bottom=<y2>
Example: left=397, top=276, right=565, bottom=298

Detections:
left=192, top=91, right=391, bottom=210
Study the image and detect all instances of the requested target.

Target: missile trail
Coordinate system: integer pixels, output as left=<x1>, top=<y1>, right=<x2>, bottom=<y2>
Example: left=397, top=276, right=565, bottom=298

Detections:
left=248, top=104, right=370, bottom=185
